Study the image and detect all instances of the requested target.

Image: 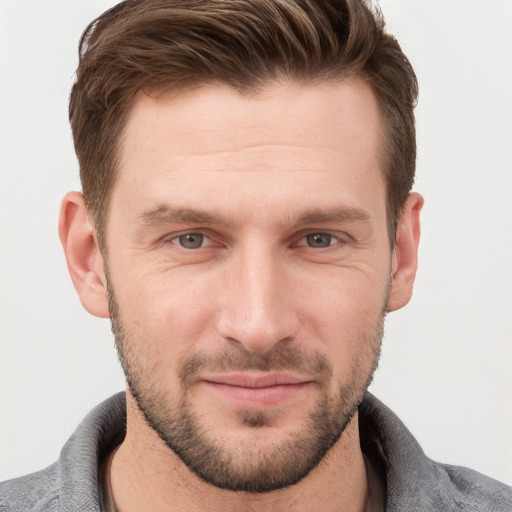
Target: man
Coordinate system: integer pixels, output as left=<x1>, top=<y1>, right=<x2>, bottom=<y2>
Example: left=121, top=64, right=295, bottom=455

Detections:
left=1, top=0, right=511, bottom=511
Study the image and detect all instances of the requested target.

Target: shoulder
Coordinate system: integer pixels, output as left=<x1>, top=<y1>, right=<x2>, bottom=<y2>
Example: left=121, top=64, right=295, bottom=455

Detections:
left=0, top=393, right=126, bottom=512
left=0, top=463, right=60, bottom=512
left=359, top=394, right=512, bottom=512
left=436, top=463, right=512, bottom=512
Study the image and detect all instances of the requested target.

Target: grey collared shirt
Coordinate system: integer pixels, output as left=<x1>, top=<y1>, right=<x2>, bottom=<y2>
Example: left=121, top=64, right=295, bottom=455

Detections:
left=1, top=393, right=511, bottom=511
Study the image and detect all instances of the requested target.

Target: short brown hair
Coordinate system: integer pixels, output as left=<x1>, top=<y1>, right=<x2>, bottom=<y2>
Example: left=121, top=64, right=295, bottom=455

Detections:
left=69, top=0, right=418, bottom=247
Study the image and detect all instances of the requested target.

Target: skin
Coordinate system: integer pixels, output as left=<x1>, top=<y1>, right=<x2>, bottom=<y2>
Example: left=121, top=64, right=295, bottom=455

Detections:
left=59, top=79, right=423, bottom=511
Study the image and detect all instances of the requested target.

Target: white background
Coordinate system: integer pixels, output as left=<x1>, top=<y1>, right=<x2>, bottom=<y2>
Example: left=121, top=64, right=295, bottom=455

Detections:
left=1, top=0, right=511, bottom=485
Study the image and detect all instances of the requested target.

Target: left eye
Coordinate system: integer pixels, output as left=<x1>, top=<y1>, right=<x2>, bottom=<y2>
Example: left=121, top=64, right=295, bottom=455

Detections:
left=301, top=233, right=338, bottom=248
left=172, top=233, right=208, bottom=249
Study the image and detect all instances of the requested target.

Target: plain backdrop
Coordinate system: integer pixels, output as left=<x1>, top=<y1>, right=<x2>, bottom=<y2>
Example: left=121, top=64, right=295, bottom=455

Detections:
left=1, top=0, right=511, bottom=485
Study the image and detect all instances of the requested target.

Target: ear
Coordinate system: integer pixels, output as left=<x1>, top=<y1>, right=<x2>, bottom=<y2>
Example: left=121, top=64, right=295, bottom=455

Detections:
left=387, top=192, right=424, bottom=312
left=58, top=191, right=110, bottom=318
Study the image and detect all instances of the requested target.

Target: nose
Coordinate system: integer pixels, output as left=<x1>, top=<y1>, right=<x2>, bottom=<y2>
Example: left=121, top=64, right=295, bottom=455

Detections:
left=215, top=244, right=300, bottom=353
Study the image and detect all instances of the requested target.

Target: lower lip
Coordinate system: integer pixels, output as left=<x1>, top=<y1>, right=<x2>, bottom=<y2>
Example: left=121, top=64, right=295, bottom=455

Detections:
left=202, top=381, right=310, bottom=408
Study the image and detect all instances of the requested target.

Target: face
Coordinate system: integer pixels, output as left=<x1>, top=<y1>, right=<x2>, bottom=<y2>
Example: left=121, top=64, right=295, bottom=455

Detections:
left=104, top=80, right=391, bottom=492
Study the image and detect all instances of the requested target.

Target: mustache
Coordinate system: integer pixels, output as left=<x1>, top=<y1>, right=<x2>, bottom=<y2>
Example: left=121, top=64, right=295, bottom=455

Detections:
left=179, top=343, right=333, bottom=386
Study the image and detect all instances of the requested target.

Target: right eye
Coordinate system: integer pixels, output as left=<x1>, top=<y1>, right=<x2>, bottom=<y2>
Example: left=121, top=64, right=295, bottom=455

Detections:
left=170, top=233, right=209, bottom=249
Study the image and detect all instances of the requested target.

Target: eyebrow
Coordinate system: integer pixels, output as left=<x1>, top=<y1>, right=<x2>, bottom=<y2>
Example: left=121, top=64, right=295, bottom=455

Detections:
left=138, top=205, right=371, bottom=229
left=294, top=207, right=371, bottom=226
left=138, top=206, right=234, bottom=227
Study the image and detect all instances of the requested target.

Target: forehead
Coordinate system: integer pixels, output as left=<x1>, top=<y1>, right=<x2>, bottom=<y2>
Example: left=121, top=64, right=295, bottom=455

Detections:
left=112, top=79, right=386, bottom=228
left=122, top=79, right=383, bottom=163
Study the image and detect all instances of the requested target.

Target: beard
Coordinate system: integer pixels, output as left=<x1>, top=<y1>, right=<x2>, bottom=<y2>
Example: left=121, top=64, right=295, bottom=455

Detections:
left=107, top=279, right=385, bottom=494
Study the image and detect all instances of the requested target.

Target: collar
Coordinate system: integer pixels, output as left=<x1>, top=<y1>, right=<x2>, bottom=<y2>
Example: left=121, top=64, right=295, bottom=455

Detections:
left=53, top=392, right=511, bottom=511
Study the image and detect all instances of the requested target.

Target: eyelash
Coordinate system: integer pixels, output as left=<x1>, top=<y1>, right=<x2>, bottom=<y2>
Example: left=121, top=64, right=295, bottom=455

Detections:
left=164, top=230, right=348, bottom=251
left=168, top=232, right=213, bottom=250
left=293, top=232, right=346, bottom=249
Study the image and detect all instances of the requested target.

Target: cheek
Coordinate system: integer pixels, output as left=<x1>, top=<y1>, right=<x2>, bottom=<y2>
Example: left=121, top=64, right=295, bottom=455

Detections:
left=294, top=266, right=387, bottom=368
left=296, top=259, right=389, bottom=320
left=110, top=261, right=221, bottom=364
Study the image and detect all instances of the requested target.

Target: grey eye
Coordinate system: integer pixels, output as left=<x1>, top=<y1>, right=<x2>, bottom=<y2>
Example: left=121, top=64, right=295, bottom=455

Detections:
left=306, top=233, right=333, bottom=248
left=177, top=233, right=205, bottom=249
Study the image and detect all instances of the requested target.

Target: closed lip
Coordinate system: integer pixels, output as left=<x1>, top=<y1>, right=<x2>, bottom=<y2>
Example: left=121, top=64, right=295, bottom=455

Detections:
left=201, top=373, right=313, bottom=388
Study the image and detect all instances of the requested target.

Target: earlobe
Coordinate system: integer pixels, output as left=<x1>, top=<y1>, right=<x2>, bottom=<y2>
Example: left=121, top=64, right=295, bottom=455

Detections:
left=58, top=191, right=110, bottom=318
left=387, top=192, right=424, bottom=312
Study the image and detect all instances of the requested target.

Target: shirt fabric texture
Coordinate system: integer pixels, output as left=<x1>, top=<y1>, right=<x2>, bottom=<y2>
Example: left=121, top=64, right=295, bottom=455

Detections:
left=1, top=392, right=511, bottom=511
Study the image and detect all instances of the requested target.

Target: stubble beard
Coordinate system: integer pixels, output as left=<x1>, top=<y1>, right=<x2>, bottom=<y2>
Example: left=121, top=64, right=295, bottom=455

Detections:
left=107, top=280, right=385, bottom=494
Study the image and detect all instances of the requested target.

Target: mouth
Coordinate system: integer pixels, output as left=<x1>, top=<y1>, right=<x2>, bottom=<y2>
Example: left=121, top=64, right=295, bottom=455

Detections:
left=200, top=373, right=314, bottom=408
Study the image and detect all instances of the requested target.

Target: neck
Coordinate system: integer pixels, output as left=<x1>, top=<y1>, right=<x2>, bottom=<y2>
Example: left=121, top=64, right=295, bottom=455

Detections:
left=110, top=392, right=370, bottom=512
